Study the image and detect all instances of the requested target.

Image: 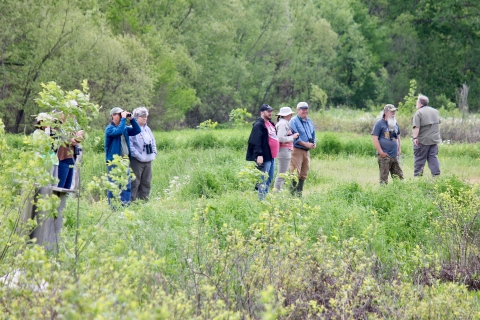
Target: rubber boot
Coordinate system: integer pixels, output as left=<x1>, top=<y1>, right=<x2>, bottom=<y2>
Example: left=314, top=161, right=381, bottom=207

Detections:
left=296, top=179, right=305, bottom=197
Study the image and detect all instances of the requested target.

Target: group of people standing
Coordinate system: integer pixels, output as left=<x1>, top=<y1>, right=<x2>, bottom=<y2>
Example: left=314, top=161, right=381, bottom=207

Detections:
left=104, top=107, right=157, bottom=205
left=247, top=94, right=442, bottom=198
left=371, top=94, right=442, bottom=184
left=247, top=102, right=316, bottom=199
left=103, top=94, right=441, bottom=204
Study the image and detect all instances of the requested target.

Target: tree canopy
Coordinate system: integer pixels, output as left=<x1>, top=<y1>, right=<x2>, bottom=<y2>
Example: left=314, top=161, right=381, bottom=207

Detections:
left=1, top=0, right=479, bottom=132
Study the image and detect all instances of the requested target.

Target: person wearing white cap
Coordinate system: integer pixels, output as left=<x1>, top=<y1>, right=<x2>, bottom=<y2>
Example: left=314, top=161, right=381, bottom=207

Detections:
left=371, top=104, right=404, bottom=184
left=273, top=107, right=299, bottom=191
left=289, top=102, right=316, bottom=196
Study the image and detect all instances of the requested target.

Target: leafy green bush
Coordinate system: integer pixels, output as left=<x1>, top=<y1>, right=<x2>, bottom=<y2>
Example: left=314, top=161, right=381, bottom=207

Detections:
left=318, top=132, right=342, bottom=155
left=229, top=108, right=252, bottom=127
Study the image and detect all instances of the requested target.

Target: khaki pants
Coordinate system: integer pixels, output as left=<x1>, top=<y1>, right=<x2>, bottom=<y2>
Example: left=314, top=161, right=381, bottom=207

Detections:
left=377, top=155, right=404, bottom=184
left=290, top=148, right=310, bottom=180
left=274, top=148, right=292, bottom=190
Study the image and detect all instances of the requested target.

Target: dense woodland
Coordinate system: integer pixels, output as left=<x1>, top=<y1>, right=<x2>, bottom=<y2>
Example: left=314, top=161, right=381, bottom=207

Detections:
left=1, top=0, right=479, bottom=132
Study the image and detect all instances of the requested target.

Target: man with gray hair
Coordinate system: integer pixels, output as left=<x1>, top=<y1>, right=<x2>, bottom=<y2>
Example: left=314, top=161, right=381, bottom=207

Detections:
left=289, top=102, right=316, bottom=196
left=129, top=107, right=157, bottom=201
left=412, top=94, right=441, bottom=176
left=371, top=104, right=403, bottom=184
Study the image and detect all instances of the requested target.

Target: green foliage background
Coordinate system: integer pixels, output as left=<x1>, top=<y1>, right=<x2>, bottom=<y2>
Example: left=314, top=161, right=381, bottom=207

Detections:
left=2, top=0, right=480, bottom=133
left=2, top=105, right=480, bottom=317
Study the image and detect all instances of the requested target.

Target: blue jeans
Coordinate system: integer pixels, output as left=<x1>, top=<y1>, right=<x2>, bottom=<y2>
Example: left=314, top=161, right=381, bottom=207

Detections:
left=258, top=159, right=275, bottom=200
left=58, top=158, right=75, bottom=189
left=107, top=165, right=132, bottom=206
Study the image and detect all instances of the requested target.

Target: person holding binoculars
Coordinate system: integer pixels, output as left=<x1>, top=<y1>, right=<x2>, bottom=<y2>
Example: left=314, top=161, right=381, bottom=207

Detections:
left=129, top=107, right=157, bottom=202
left=105, top=106, right=141, bottom=206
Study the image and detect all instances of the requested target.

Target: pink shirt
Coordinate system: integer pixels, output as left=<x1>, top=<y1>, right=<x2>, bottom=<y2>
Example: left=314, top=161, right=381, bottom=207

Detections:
left=281, top=129, right=294, bottom=150
left=265, top=120, right=279, bottom=158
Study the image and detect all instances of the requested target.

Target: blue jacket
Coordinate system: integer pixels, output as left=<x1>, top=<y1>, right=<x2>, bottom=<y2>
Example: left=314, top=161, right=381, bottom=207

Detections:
left=105, top=118, right=141, bottom=162
left=289, top=115, right=316, bottom=150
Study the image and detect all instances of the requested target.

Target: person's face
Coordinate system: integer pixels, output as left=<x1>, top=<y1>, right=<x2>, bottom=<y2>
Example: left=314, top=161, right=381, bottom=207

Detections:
left=261, top=110, right=273, bottom=121
left=136, top=115, right=147, bottom=126
left=111, top=112, right=122, bottom=125
left=283, top=113, right=293, bottom=121
left=385, top=110, right=396, bottom=119
left=297, top=107, right=309, bottom=119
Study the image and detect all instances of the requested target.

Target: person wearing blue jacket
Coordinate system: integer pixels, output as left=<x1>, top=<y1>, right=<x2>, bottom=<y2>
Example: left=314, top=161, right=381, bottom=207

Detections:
left=289, top=102, right=316, bottom=196
left=105, top=107, right=141, bottom=205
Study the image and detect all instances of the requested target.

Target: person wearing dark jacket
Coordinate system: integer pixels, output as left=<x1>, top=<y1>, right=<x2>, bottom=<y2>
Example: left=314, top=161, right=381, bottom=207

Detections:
left=246, top=104, right=279, bottom=199
left=105, top=106, right=141, bottom=205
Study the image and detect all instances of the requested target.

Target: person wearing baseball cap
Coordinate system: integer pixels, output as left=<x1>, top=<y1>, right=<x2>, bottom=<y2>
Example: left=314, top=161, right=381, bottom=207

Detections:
left=288, top=102, right=316, bottom=196
left=246, top=104, right=279, bottom=199
left=105, top=106, right=141, bottom=206
left=273, top=107, right=299, bottom=191
left=371, top=104, right=404, bottom=184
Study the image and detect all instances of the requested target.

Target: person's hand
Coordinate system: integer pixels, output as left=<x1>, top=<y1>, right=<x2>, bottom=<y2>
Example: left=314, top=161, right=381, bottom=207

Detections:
left=75, top=130, right=84, bottom=137
left=310, top=142, right=316, bottom=149
left=413, top=138, right=419, bottom=146
left=70, top=138, right=79, bottom=146
left=121, top=111, right=128, bottom=118
left=398, top=150, right=402, bottom=156
left=293, top=133, right=299, bottom=139
left=256, top=156, right=264, bottom=165
left=379, top=151, right=388, bottom=158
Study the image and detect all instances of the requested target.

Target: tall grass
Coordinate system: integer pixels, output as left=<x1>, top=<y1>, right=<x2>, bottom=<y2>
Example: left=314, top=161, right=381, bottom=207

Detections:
left=3, top=112, right=480, bottom=318
left=311, top=107, right=480, bottom=142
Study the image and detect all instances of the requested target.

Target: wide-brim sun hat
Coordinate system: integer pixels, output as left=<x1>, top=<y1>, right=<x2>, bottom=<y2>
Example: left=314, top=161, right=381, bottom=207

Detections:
left=276, top=106, right=293, bottom=116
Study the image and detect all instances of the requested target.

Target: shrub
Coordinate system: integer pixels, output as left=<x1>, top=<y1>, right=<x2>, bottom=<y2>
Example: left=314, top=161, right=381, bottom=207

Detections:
left=229, top=108, right=252, bottom=127
left=197, top=119, right=218, bottom=130
left=318, top=133, right=342, bottom=155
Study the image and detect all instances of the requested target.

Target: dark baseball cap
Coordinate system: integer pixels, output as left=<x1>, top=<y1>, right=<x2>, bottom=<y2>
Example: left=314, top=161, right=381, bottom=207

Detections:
left=260, top=104, right=273, bottom=112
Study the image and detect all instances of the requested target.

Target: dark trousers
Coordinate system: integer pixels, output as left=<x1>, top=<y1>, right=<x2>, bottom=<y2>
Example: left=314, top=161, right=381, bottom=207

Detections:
left=414, top=143, right=440, bottom=176
left=58, top=158, right=75, bottom=189
left=130, top=158, right=153, bottom=201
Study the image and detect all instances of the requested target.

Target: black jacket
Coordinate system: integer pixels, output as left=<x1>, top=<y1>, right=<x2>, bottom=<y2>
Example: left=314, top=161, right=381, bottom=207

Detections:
left=246, top=118, right=275, bottom=162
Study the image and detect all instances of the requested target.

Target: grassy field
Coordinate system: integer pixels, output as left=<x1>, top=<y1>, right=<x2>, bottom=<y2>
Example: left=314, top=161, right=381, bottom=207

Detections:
left=2, top=111, right=480, bottom=318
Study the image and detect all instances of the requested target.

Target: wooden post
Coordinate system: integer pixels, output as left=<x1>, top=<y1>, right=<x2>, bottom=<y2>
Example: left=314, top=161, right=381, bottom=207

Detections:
left=19, top=150, right=82, bottom=253
left=29, top=186, right=76, bottom=252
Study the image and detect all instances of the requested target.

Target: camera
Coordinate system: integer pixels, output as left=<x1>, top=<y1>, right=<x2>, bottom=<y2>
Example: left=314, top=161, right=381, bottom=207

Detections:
left=74, top=146, right=82, bottom=156
left=145, top=143, right=153, bottom=154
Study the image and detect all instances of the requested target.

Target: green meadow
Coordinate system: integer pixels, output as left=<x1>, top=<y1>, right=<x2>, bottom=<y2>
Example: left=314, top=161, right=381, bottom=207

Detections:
left=2, top=110, right=480, bottom=318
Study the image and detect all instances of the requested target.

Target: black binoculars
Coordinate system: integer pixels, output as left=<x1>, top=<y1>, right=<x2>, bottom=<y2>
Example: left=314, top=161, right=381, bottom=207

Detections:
left=145, top=143, right=153, bottom=154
